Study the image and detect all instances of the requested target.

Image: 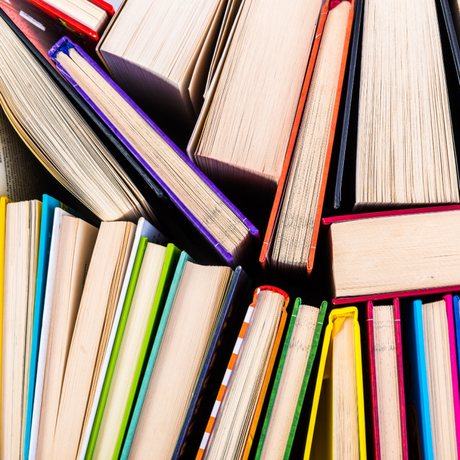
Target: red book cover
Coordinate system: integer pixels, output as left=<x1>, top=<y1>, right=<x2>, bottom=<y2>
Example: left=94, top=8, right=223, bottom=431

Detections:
left=367, top=299, right=408, bottom=460
left=323, top=204, right=460, bottom=304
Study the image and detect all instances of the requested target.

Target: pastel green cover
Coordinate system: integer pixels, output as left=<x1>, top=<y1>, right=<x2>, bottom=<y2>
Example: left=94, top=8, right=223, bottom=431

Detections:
left=85, top=236, right=150, bottom=460
left=120, top=251, right=192, bottom=460
left=255, top=299, right=328, bottom=460
left=111, top=243, right=180, bottom=460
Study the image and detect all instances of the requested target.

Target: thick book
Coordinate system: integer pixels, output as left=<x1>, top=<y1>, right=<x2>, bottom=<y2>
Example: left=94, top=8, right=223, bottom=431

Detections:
left=304, top=306, right=366, bottom=460
left=260, top=0, right=355, bottom=275
left=334, top=0, right=460, bottom=210
left=1, top=199, right=41, bottom=460
left=0, top=9, right=256, bottom=267
left=366, top=299, right=408, bottom=460
left=50, top=37, right=259, bottom=268
left=120, top=255, right=249, bottom=460
left=197, top=286, right=289, bottom=460
left=323, top=205, right=460, bottom=304
left=402, top=295, right=460, bottom=459
left=255, top=298, right=327, bottom=460
left=25, top=195, right=76, bottom=460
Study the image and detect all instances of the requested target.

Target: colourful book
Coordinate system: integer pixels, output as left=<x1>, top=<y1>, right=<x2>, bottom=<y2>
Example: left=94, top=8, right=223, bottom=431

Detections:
left=323, top=205, right=460, bottom=304
left=402, top=295, right=460, bottom=460
left=0, top=196, right=11, bottom=454
left=366, top=299, right=408, bottom=460
left=49, top=37, right=259, bottom=268
left=304, top=307, right=366, bottom=460
left=120, top=256, right=248, bottom=460
left=25, top=195, right=76, bottom=460
left=197, top=286, right=289, bottom=460
left=255, top=298, right=327, bottom=460
left=78, top=218, right=166, bottom=460
left=85, top=242, right=180, bottom=460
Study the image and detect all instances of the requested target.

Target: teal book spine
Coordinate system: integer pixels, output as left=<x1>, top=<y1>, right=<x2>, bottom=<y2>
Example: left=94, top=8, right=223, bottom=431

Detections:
left=120, top=251, right=192, bottom=460
left=24, top=194, right=76, bottom=460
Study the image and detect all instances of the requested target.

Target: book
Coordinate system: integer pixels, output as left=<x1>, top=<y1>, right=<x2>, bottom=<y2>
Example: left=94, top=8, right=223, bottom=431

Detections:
left=49, top=37, right=259, bottom=268
left=48, top=221, right=136, bottom=460
left=402, top=295, right=460, bottom=459
left=304, top=307, right=366, bottom=460
left=187, top=0, right=324, bottom=197
left=0, top=196, right=10, bottom=454
left=366, top=299, right=408, bottom=460
left=356, top=0, right=459, bottom=209
left=28, top=207, right=78, bottom=460
left=35, top=215, right=98, bottom=460
left=96, top=0, right=227, bottom=126
left=77, top=217, right=167, bottom=460
left=260, top=0, right=354, bottom=275
left=255, top=299, right=327, bottom=460
left=324, top=205, right=460, bottom=302
left=85, top=242, right=180, bottom=460
left=25, top=0, right=113, bottom=43
left=197, top=286, right=289, bottom=460
left=1, top=199, right=41, bottom=460
left=120, top=255, right=247, bottom=460
left=25, top=195, right=77, bottom=460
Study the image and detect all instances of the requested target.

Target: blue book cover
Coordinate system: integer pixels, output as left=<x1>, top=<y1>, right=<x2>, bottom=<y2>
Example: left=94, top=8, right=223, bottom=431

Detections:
left=24, top=195, right=76, bottom=460
left=402, top=299, right=433, bottom=460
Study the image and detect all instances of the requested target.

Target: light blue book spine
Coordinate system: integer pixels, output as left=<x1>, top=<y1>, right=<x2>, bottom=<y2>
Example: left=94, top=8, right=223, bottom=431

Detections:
left=24, top=195, right=76, bottom=460
left=120, top=251, right=192, bottom=460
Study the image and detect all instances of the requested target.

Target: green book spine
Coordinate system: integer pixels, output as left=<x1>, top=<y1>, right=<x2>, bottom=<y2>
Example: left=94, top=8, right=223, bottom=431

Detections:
left=120, top=251, right=192, bottom=460
left=284, top=300, right=327, bottom=459
left=112, top=243, right=181, bottom=460
left=254, top=299, right=327, bottom=460
left=85, top=236, right=150, bottom=460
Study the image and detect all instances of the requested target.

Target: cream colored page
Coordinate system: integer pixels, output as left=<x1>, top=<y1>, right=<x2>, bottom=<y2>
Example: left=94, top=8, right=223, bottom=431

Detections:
left=93, top=243, right=166, bottom=459
left=373, top=306, right=402, bottom=460
left=259, top=305, right=319, bottom=460
left=423, top=301, right=458, bottom=459
left=333, top=316, right=359, bottom=460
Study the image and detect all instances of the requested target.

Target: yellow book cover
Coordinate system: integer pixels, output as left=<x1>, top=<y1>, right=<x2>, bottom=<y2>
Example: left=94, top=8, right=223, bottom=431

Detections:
left=0, top=196, right=11, bottom=450
left=304, top=307, right=366, bottom=460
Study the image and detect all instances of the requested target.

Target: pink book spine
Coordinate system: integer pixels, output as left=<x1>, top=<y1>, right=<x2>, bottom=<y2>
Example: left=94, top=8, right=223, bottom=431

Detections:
left=443, top=294, right=460, bottom=454
left=393, top=299, right=408, bottom=460
left=367, top=301, right=381, bottom=460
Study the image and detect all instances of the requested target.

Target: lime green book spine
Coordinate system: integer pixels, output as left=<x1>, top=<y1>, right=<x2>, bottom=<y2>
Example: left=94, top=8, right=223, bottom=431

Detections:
left=85, top=236, right=150, bottom=460
left=111, top=243, right=181, bottom=460
left=255, top=299, right=327, bottom=460
left=120, top=251, right=192, bottom=460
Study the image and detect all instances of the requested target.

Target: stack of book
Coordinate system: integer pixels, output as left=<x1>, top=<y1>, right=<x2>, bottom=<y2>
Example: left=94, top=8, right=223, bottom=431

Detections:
left=2, top=0, right=460, bottom=458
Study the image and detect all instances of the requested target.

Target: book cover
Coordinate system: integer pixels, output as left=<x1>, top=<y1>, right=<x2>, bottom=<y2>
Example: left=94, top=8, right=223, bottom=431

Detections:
left=255, top=298, right=327, bottom=460
left=0, top=196, right=10, bottom=454
left=401, top=299, right=433, bottom=460
left=25, top=195, right=76, bottom=460
left=78, top=217, right=166, bottom=460
left=323, top=204, right=460, bottom=304
left=196, top=285, right=289, bottom=460
left=304, top=306, right=366, bottom=460
left=49, top=37, right=259, bottom=269
left=260, top=0, right=355, bottom=274
left=366, top=299, right=408, bottom=460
